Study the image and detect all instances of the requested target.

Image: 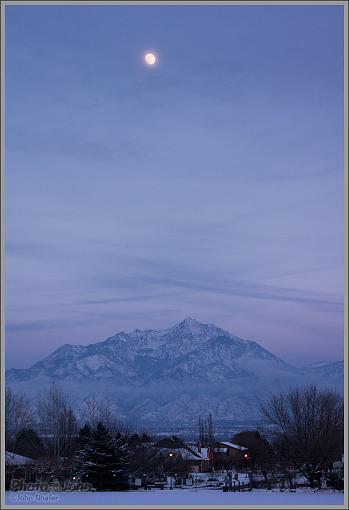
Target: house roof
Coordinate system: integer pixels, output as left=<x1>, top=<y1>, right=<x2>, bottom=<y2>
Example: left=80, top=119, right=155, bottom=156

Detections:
left=5, top=451, right=34, bottom=465
left=180, top=447, right=207, bottom=461
left=185, top=446, right=209, bottom=461
left=215, top=441, right=248, bottom=451
left=189, top=445, right=210, bottom=459
left=152, top=446, right=209, bottom=461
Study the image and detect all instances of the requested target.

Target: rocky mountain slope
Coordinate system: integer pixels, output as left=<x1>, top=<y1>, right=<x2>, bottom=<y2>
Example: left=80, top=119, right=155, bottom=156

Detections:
left=6, top=318, right=343, bottom=428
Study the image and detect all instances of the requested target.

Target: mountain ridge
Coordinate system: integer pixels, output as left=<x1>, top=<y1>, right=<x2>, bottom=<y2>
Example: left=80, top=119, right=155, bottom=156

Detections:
left=6, top=318, right=343, bottom=427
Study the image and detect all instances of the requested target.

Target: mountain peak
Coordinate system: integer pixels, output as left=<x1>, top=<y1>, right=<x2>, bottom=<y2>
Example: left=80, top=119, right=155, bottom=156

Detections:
left=181, top=317, right=200, bottom=325
left=174, top=317, right=206, bottom=334
left=6, top=319, right=343, bottom=428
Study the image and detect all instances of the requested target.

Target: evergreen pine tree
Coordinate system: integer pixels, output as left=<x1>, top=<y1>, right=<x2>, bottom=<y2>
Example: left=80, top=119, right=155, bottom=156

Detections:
left=78, top=423, right=92, bottom=448
left=75, top=422, right=129, bottom=491
left=74, top=423, right=92, bottom=482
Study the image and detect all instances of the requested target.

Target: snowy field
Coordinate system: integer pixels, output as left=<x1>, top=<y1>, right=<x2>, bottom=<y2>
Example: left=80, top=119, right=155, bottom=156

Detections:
left=5, top=489, right=345, bottom=506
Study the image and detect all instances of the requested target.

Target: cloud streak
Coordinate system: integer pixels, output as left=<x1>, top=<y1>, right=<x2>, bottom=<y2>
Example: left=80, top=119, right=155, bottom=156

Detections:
left=5, top=4, right=344, bottom=368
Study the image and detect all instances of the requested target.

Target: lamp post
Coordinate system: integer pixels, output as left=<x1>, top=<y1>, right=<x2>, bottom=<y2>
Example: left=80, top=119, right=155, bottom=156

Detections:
left=243, top=452, right=253, bottom=490
left=243, top=453, right=249, bottom=475
left=169, top=452, right=173, bottom=489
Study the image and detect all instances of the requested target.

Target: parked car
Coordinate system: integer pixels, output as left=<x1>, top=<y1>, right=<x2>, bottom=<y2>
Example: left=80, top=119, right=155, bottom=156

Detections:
left=206, top=478, right=222, bottom=487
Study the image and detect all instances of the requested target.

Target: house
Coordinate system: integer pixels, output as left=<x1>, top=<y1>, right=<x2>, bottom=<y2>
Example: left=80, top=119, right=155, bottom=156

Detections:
left=5, top=451, right=35, bottom=489
left=211, top=441, right=249, bottom=469
left=152, top=437, right=210, bottom=473
left=5, top=451, right=35, bottom=468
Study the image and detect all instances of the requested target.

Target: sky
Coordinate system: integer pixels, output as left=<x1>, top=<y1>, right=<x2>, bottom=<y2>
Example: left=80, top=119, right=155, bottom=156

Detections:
left=5, top=4, right=344, bottom=369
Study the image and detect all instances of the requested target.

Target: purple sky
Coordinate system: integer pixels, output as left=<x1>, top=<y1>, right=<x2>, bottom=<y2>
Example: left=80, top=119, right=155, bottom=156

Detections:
left=5, top=5, right=344, bottom=369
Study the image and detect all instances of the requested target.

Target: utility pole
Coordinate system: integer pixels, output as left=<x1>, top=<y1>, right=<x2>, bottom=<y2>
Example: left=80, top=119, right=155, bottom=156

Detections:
left=208, top=414, right=214, bottom=473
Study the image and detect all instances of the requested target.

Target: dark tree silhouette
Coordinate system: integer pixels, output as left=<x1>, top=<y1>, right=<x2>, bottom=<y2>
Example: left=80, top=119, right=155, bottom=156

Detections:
left=75, top=422, right=129, bottom=491
left=14, top=428, right=45, bottom=460
left=37, top=382, right=77, bottom=458
left=261, top=385, right=344, bottom=487
left=233, top=430, right=275, bottom=486
left=5, top=388, right=33, bottom=451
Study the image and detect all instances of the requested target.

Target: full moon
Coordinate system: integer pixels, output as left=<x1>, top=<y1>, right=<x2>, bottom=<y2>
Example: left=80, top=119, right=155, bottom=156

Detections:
left=144, top=53, right=156, bottom=66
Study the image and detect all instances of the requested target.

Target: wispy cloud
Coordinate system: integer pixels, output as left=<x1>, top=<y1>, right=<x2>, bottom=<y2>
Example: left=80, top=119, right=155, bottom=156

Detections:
left=5, top=4, right=344, bottom=368
left=77, top=290, right=188, bottom=306
left=138, top=274, right=343, bottom=308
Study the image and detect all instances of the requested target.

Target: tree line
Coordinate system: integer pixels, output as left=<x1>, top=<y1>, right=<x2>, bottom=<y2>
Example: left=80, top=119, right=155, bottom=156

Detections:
left=5, top=383, right=344, bottom=491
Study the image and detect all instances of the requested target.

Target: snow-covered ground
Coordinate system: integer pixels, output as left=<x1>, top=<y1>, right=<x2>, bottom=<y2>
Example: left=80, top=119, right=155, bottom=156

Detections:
left=5, top=488, right=345, bottom=506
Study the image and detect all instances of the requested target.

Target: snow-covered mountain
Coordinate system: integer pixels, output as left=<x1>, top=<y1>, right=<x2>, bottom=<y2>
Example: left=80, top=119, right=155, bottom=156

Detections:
left=301, top=360, right=344, bottom=381
left=6, top=318, right=343, bottom=428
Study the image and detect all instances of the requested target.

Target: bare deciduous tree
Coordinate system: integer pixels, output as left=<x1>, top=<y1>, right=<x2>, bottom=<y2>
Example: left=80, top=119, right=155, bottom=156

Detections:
left=80, top=397, right=121, bottom=431
left=5, top=388, right=33, bottom=451
left=261, top=385, right=343, bottom=487
left=198, top=413, right=215, bottom=471
left=37, top=382, right=77, bottom=458
left=198, top=413, right=215, bottom=446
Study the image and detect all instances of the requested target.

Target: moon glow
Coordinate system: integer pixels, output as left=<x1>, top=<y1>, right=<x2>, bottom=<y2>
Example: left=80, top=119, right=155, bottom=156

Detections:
left=144, top=53, right=156, bottom=66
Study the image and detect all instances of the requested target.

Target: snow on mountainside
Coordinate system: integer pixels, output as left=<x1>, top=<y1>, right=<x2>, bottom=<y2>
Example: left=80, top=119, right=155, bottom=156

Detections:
left=6, top=318, right=344, bottom=427
left=302, top=360, right=344, bottom=380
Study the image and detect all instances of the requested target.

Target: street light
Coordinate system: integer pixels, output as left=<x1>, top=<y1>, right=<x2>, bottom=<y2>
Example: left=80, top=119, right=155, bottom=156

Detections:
left=169, top=452, right=173, bottom=489
left=243, top=453, right=250, bottom=480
